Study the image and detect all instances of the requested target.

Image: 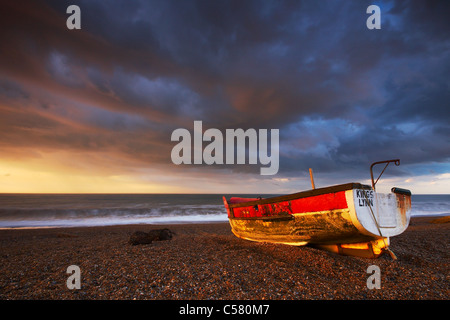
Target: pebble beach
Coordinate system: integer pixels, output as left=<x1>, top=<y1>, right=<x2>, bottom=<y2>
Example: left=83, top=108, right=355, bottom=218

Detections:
left=0, top=216, right=448, bottom=300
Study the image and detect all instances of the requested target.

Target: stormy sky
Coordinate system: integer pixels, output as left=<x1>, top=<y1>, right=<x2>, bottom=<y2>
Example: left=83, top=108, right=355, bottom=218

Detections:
left=0, top=0, right=449, bottom=193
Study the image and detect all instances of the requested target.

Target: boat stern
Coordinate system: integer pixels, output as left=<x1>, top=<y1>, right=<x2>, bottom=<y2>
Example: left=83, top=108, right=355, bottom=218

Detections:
left=346, top=186, right=412, bottom=239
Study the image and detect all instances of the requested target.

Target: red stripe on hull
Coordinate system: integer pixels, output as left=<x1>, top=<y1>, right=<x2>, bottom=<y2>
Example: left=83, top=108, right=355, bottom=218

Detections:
left=231, top=191, right=348, bottom=219
left=290, top=191, right=348, bottom=213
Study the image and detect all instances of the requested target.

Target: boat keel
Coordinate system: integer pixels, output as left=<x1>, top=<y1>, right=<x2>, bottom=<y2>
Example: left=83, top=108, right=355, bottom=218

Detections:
left=311, top=238, right=392, bottom=259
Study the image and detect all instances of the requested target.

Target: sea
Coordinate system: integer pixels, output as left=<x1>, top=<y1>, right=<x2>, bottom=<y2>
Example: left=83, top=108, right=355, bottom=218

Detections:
left=0, top=193, right=448, bottom=229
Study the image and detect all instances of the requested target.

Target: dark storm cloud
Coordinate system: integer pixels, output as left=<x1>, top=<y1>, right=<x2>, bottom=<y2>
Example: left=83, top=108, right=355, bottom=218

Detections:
left=0, top=0, right=449, bottom=182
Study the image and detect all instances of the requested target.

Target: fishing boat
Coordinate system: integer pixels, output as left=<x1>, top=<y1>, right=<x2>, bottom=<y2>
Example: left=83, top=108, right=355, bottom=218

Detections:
left=223, top=159, right=411, bottom=258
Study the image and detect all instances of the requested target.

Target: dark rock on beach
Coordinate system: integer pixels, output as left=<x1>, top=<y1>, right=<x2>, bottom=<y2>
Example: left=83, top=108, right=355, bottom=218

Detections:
left=129, top=228, right=174, bottom=245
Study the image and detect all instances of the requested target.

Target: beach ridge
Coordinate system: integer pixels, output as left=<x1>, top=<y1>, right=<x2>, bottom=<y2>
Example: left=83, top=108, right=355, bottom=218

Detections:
left=0, top=216, right=448, bottom=300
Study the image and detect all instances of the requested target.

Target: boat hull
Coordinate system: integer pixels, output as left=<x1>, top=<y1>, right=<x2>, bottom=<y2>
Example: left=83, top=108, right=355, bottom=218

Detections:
left=228, top=208, right=372, bottom=246
left=223, top=183, right=411, bottom=258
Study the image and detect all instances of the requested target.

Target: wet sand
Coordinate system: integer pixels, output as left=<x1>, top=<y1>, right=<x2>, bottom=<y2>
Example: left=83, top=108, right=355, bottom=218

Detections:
left=0, top=217, right=448, bottom=300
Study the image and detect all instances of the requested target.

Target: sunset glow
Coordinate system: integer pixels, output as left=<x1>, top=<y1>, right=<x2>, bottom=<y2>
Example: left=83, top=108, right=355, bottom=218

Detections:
left=0, top=1, right=449, bottom=194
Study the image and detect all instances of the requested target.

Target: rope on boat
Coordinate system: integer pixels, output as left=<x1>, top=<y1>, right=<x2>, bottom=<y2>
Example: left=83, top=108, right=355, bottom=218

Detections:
left=363, top=191, right=398, bottom=260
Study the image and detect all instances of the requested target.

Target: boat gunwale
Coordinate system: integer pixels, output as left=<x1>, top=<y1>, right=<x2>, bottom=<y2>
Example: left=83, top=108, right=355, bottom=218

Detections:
left=227, top=182, right=372, bottom=210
